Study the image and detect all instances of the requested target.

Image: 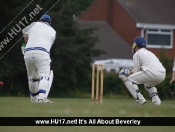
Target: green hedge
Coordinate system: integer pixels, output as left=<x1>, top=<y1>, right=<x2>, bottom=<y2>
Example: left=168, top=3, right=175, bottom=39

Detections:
left=102, top=71, right=175, bottom=100
left=0, top=47, right=174, bottom=100
left=0, top=68, right=175, bottom=100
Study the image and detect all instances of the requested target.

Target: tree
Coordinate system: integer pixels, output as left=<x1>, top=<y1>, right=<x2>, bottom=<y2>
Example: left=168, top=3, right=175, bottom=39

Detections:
left=0, top=0, right=103, bottom=97
left=159, top=48, right=173, bottom=74
left=49, top=0, right=104, bottom=96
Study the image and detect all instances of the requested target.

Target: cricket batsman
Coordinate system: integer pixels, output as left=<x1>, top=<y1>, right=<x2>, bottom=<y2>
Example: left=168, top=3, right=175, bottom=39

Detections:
left=21, top=14, right=56, bottom=103
left=119, top=36, right=166, bottom=105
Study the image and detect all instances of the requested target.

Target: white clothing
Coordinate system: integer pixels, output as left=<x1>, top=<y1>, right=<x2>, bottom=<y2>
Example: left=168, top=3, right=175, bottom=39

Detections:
left=22, top=21, right=56, bottom=102
left=132, top=48, right=165, bottom=75
left=24, top=54, right=51, bottom=78
left=129, top=48, right=166, bottom=87
left=24, top=54, right=51, bottom=99
left=128, top=70, right=165, bottom=87
left=22, top=22, right=56, bottom=56
left=119, top=47, right=164, bottom=105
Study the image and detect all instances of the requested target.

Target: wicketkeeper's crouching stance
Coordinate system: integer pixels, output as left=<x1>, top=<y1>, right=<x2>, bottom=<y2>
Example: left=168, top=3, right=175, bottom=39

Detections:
left=21, top=14, right=56, bottom=103
left=119, top=36, right=166, bottom=105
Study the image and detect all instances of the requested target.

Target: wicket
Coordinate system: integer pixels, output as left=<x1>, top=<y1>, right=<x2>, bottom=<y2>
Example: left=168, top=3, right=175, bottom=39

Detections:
left=91, top=63, right=104, bottom=104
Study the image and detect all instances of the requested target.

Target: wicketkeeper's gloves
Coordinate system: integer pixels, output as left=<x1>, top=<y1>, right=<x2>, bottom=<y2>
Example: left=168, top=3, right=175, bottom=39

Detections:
left=118, top=68, right=130, bottom=82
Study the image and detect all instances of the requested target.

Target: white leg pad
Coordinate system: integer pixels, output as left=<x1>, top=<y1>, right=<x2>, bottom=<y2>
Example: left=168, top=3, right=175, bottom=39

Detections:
left=145, top=86, right=161, bottom=105
left=29, top=79, right=39, bottom=93
left=28, top=78, right=39, bottom=102
left=124, top=81, right=139, bottom=99
left=124, top=81, right=146, bottom=104
left=38, top=77, right=49, bottom=99
left=45, top=70, right=53, bottom=98
left=119, top=71, right=146, bottom=104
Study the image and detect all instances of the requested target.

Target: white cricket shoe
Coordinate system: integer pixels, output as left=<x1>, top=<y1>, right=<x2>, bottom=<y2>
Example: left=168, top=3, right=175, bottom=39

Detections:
left=37, top=98, right=53, bottom=103
left=135, top=93, right=147, bottom=105
left=32, top=98, right=53, bottom=103
left=152, top=96, right=161, bottom=105
left=136, top=98, right=147, bottom=105
left=31, top=95, right=38, bottom=103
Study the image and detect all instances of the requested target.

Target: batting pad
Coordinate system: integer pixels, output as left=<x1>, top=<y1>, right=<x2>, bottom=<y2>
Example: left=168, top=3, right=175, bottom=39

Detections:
left=45, top=70, right=53, bottom=98
left=124, top=81, right=145, bottom=100
left=144, top=86, right=158, bottom=98
left=28, top=78, right=39, bottom=94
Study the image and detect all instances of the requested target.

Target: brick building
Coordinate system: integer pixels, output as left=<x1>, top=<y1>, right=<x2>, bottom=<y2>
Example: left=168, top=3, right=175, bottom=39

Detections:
left=78, top=0, right=175, bottom=60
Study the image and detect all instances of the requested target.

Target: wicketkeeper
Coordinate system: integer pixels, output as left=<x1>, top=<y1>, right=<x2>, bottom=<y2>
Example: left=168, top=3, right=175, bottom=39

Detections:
left=119, top=36, right=166, bottom=105
left=21, top=14, right=56, bottom=103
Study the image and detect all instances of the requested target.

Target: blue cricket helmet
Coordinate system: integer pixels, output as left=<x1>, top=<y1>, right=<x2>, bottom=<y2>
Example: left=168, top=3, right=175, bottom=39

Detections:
left=40, top=14, right=51, bottom=22
left=132, top=36, right=147, bottom=53
left=133, top=36, right=147, bottom=48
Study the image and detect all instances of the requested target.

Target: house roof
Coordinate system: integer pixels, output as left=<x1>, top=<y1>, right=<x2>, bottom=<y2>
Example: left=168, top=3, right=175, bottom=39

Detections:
left=77, top=21, right=133, bottom=60
left=117, top=0, right=175, bottom=25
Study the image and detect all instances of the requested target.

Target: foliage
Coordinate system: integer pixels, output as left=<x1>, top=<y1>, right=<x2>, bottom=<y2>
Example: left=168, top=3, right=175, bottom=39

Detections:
left=0, top=0, right=103, bottom=97
left=65, top=0, right=95, bottom=17
left=158, top=48, right=175, bottom=99
left=159, top=48, right=174, bottom=74
left=0, top=0, right=175, bottom=101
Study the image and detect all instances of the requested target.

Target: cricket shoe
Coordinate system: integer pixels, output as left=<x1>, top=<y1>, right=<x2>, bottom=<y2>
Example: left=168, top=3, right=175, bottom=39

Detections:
left=38, top=98, right=53, bottom=103
left=152, top=96, right=161, bottom=105
left=135, top=93, right=147, bottom=105
left=33, top=98, right=53, bottom=103
left=136, top=98, right=147, bottom=105
left=30, top=95, right=39, bottom=103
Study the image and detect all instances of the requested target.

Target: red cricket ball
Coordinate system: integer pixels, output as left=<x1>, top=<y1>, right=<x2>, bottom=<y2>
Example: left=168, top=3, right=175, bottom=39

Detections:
left=0, top=82, right=3, bottom=86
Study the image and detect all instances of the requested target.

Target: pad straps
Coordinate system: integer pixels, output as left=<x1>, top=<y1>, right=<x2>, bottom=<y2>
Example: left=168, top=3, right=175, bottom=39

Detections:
left=30, top=89, right=46, bottom=97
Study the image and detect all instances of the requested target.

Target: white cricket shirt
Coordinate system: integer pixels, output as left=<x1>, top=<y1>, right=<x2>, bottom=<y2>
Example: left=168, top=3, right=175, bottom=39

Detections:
left=132, top=48, right=166, bottom=74
left=22, top=22, right=56, bottom=56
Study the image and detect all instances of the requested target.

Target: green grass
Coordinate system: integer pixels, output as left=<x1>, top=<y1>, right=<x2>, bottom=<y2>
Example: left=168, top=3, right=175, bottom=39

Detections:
left=0, top=97, right=175, bottom=132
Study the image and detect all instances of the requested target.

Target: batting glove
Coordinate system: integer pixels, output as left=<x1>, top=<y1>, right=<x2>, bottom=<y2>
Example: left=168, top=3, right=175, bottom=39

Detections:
left=21, top=43, right=26, bottom=55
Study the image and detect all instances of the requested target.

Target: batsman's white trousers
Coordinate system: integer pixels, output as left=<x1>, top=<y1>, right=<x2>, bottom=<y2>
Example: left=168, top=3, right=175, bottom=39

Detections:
left=128, top=70, right=165, bottom=87
left=24, top=53, right=51, bottom=78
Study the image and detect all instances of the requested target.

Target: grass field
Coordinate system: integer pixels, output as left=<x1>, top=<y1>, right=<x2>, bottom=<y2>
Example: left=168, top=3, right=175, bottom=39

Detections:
left=0, top=97, right=175, bottom=132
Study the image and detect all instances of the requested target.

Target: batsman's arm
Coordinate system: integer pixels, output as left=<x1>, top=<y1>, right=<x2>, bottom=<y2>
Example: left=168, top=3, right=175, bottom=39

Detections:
left=23, top=36, right=28, bottom=43
left=22, top=27, right=29, bottom=43
left=21, top=26, right=28, bottom=54
left=22, top=22, right=36, bottom=43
